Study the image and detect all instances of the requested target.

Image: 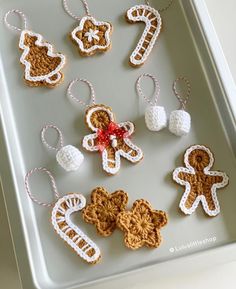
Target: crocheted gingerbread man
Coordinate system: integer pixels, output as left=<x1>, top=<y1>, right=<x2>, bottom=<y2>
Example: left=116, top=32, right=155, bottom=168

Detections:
left=173, top=145, right=229, bottom=217
left=82, top=104, right=143, bottom=175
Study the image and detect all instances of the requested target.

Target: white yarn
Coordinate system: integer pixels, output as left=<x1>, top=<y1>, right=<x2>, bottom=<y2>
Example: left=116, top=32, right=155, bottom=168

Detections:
left=145, top=105, right=167, bottom=131
left=56, top=145, right=84, bottom=172
left=51, top=193, right=101, bottom=263
left=169, top=110, right=191, bottom=136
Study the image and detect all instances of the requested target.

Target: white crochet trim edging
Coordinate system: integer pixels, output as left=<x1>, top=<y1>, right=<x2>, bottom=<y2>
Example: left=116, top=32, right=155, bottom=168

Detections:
left=173, top=145, right=229, bottom=217
left=19, top=30, right=66, bottom=84
left=71, top=16, right=112, bottom=54
left=126, top=5, right=162, bottom=66
left=51, top=193, right=101, bottom=263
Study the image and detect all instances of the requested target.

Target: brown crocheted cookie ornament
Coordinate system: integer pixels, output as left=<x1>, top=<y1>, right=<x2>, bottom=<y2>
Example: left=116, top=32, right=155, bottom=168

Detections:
left=4, top=10, right=66, bottom=88
left=19, top=31, right=65, bottom=87
left=82, top=187, right=128, bottom=236
left=173, top=145, right=229, bottom=217
left=82, top=104, right=144, bottom=175
left=71, top=16, right=112, bottom=56
left=116, top=199, right=168, bottom=250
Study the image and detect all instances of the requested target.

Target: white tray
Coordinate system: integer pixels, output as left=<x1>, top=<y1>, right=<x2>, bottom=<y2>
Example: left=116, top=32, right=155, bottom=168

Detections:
left=1, top=0, right=236, bottom=288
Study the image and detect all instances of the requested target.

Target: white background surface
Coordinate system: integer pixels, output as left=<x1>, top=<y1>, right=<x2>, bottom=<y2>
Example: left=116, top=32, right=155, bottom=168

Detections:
left=1, top=0, right=236, bottom=288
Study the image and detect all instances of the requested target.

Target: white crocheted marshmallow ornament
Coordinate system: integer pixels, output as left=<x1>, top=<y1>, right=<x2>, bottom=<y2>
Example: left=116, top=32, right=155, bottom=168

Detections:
left=145, top=105, right=167, bottom=131
left=137, top=73, right=167, bottom=132
left=56, top=145, right=84, bottom=172
left=169, top=110, right=191, bottom=136
left=170, top=76, right=192, bottom=136
left=41, top=125, right=84, bottom=172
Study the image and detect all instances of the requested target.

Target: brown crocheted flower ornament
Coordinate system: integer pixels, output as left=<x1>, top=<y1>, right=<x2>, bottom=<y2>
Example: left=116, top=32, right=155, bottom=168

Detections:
left=82, top=187, right=128, bottom=236
left=116, top=199, right=168, bottom=250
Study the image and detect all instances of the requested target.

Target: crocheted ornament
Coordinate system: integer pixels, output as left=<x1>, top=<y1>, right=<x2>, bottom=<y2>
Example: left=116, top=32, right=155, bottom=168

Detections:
left=25, top=168, right=101, bottom=264
left=82, top=187, right=128, bottom=236
left=145, top=105, right=167, bottom=131
left=41, top=125, right=84, bottom=172
left=136, top=73, right=167, bottom=131
left=116, top=199, right=168, bottom=250
left=56, top=145, right=84, bottom=172
left=173, top=145, right=229, bottom=217
left=169, top=77, right=191, bottom=136
left=169, top=110, right=191, bottom=136
left=63, top=0, right=112, bottom=56
left=51, top=193, right=101, bottom=264
left=71, top=16, right=112, bottom=56
left=82, top=104, right=144, bottom=175
left=126, top=5, right=162, bottom=67
left=4, top=10, right=66, bottom=87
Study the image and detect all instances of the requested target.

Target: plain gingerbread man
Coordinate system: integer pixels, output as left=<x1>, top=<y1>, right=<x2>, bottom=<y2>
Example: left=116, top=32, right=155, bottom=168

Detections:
left=173, top=145, right=229, bottom=216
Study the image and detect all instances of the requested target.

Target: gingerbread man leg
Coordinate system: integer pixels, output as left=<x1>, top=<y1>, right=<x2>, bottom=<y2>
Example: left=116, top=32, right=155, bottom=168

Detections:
left=102, top=146, right=120, bottom=174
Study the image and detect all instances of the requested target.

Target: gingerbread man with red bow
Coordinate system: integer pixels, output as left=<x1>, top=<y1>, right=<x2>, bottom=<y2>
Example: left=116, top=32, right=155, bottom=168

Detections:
left=82, top=104, right=143, bottom=175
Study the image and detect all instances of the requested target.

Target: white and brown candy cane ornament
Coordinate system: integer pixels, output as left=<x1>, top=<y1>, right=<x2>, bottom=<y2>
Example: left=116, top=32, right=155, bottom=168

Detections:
left=125, top=0, right=173, bottom=67
left=67, top=78, right=144, bottom=175
left=4, top=10, right=66, bottom=87
left=63, top=0, right=113, bottom=56
left=169, top=77, right=191, bottom=136
left=24, top=167, right=101, bottom=264
left=136, top=73, right=167, bottom=131
left=41, top=124, right=84, bottom=172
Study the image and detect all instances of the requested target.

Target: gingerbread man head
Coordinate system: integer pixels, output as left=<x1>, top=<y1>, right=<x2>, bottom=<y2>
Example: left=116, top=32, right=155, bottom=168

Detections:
left=85, top=104, right=115, bottom=131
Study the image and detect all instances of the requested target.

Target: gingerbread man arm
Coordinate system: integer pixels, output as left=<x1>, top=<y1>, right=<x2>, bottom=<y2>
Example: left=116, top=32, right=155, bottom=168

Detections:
left=119, top=121, right=135, bottom=136
left=173, top=168, right=194, bottom=185
left=82, top=133, right=99, bottom=152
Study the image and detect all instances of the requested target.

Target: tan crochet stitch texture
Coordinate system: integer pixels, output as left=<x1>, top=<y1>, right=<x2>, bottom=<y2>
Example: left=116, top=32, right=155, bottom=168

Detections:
left=21, top=33, right=64, bottom=87
left=82, top=187, right=128, bottom=236
left=178, top=148, right=224, bottom=211
left=116, top=199, right=168, bottom=250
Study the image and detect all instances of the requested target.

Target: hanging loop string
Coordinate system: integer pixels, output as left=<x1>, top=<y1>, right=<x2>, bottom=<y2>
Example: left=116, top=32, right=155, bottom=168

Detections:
left=67, top=77, right=96, bottom=108
left=4, top=9, right=28, bottom=32
left=41, top=125, right=64, bottom=152
left=173, top=76, right=191, bottom=110
left=25, top=167, right=60, bottom=207
left=136, top=73, right=160, bottom=106
left=62, top=0, right=90, bottom=21
left=145, top=0, right=174, bottom=12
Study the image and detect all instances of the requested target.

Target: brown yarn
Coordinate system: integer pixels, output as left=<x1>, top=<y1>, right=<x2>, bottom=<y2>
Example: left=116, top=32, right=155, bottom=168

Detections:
left=116, top=199, right=168, bottom=250
left=82, top=187, right=128, bottom=237
left=71, top=18, right=112, bottom=56
left=20, top=32, right=64, bottom=87
left=177, top=148, right=224, bottom=211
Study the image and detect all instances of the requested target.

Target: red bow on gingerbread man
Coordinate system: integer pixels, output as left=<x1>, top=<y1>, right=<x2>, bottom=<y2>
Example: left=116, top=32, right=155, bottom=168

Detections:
left=82, top=104, right=143, bottom=175
left=97, top=122, right=129, bottom=152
